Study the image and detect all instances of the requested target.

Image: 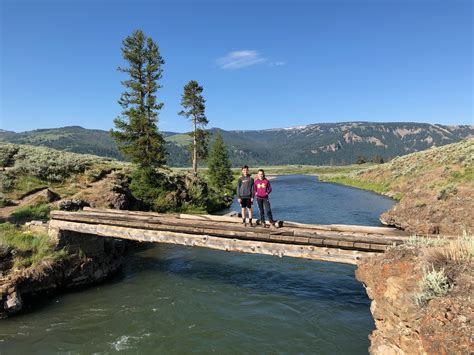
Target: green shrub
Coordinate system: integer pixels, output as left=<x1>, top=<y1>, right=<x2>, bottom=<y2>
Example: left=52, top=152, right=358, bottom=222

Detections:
left=0, top=143, right=114, bottom=182
left=0, top=170, right=16, bottom=192
left=130, top=167, right=171, bottom=211
left=414, top=266, right=451, bottom=307
left=0, top=144, right=19, bottom=167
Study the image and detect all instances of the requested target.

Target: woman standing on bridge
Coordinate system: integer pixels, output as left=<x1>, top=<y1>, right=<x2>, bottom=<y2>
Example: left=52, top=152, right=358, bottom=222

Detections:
left=254, top=169, right=276, bottom=228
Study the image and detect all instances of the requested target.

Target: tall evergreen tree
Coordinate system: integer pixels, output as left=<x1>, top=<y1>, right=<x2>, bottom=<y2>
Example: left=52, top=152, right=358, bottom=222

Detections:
left=207, top=132, right=233, bottom=190
left=178, top=80, right=209, bottom=175
left=110, top=30, right=166, bottom=168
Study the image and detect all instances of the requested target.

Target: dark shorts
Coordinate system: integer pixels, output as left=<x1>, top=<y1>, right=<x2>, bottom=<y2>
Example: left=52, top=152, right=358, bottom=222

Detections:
left=239, top=198, right=252, bottom=208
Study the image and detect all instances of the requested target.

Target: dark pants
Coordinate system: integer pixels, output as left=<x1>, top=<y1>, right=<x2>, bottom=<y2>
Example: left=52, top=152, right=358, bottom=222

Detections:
left=257, top=197, right=274, bottom=223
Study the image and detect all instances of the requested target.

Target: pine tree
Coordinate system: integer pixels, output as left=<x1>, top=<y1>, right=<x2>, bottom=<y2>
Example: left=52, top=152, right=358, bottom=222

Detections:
left=356, top=155, right=367, bottom=164
left=207, top=132, right=233, bottom=190
left=372, top=154, right=385, bottom=164
left=178, top=80, right=209, bottom=174
left=110, top=30, right=166, bottom=168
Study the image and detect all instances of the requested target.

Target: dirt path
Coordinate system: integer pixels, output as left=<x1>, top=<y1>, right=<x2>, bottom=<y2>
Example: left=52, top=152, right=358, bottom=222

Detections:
left=0, top=188, right=51, bottom=221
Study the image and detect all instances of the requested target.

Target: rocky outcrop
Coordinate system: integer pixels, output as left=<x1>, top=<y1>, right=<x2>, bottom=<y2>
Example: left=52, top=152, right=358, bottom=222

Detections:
left=57, top=171, right=137, bottom=211
left=356, top=247, right=473, bottom=354
left=380, top=184, right=473, bottom=235
left=0, top=226, right=129, bottom=318
left=58, top=198, right=90, bottom=211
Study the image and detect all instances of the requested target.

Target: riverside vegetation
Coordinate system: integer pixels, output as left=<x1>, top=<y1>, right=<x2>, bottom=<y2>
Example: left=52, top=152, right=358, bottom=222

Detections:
left=343, top=139, right=473, bottom=354
left=320, top=139, right=474, bottom=235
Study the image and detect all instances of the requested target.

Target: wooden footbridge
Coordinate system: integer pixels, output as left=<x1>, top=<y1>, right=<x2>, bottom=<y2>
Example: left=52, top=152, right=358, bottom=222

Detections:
left=48, top=207, right=411, bottom=265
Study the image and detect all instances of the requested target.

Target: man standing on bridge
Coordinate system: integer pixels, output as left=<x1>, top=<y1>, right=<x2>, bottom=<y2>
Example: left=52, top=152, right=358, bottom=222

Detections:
left=237, top=165, right=254, bottom=227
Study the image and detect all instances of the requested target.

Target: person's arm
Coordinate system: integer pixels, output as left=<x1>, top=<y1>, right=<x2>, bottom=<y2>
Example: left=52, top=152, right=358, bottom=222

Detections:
left=267, top=180, right=272, bottom=195
left=237, top=178, right=242, bottom=200
left=250, top=178, right=254, bottom=202
left=253, top=179, right=257, bottom=197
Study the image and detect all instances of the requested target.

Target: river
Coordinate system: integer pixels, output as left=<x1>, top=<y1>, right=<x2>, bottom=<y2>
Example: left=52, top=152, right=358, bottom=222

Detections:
left=0, top=175, right=396, bottom=354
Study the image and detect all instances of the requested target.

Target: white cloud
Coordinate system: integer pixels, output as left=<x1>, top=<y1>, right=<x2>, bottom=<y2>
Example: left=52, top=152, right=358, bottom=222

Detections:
left=269, top=61, right=286, bottom=67
left=216, top=50, right=267, bottom=69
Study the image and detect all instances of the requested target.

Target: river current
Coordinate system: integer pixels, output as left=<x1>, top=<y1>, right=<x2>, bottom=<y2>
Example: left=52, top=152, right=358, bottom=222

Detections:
left=0, top=175, right=395, bottom=354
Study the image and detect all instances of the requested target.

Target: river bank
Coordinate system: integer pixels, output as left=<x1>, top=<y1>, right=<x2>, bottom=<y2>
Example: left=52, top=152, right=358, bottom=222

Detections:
left=0, top=222, right=129, bottom=318
left=318, top=139, right=473, bottom=235
left=356, top=236, right=473, bottom=354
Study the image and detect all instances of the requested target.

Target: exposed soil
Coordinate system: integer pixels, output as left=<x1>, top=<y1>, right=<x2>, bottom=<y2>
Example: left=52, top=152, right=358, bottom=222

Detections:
left=356, top=246, right=473, bottom=354
left=0, top=188, right=54, bottom=222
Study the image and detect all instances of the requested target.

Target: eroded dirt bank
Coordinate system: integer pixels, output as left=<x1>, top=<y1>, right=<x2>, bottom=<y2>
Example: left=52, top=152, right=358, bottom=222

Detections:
left=1, top=227, right=128, bottom=318
left=356, top=246, right=473, bottom=354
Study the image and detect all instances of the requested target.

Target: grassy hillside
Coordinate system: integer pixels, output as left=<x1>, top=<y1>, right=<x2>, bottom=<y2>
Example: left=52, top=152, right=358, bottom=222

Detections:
left=0, top=143, right=230, bottom=218
left=0, top=143, right=126, bottom=202
left=0, top=126, right=187, bottom=164
left=320, top=139, right=474, bottom=234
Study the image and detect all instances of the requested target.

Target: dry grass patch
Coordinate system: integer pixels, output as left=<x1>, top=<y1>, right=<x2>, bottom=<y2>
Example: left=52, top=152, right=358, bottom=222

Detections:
left=410, top=231, right=473, bottom=308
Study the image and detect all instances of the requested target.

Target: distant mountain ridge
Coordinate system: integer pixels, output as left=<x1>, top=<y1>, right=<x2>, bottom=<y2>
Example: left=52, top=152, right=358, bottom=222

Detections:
left=0, top=122, right=472, bottom=166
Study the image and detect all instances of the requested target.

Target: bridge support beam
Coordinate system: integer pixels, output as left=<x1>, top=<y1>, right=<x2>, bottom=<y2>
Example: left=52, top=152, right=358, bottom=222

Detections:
left=49, top=220, right=375, bottom=265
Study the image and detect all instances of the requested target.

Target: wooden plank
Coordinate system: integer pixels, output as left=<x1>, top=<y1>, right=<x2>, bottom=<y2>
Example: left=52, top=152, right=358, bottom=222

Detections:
left=51, top=220, right=377, bottom=265
left=81, top=207, right=409, bottom=237
left=51, top=213, right=392, bottom=253
left=51, top=211, right=404, bottom=247
left=282, top=220, right=410, bottom=236
left=53, top=210, right=274, bottom=236
left=82, top=207, right=243, bottom=224
left=294, top=229, right=403, bottom=245
left=74, top=210, right=408, bottom=243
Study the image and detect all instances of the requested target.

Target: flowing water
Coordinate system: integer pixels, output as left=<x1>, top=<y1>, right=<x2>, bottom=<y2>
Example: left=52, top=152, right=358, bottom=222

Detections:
left=0, top=175, right=396, bottom=354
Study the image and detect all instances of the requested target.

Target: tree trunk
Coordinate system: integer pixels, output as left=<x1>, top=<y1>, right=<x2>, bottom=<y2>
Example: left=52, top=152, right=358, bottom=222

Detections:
left=193, top=118, right=197, bottom=175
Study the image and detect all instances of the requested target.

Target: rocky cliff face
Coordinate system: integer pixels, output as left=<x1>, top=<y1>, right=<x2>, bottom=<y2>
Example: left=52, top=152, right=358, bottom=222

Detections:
left=356, top=246, right=473, bottom=354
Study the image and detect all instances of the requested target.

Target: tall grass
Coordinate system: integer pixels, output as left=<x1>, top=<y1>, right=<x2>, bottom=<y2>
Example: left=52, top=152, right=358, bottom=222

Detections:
left=407, top=231, right=474, bottom=263
left=0, top=223, right=68, bottom=268
left=10, top=203, right=50, bottom=223
left=408, top=231, right=473, bottom=307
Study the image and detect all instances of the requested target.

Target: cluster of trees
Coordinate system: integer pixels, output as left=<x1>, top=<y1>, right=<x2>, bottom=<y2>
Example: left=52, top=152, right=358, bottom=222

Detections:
left=356, top=154, right=386, bottom=165
left=110, top=30, right=233, bottom=212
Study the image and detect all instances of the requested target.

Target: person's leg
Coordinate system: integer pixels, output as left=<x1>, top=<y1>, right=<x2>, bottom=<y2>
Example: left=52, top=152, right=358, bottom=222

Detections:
left=241, top=206, right=246, bottom=224
left=263, top=198, right=274, bottom=224
left=257, top=198, right=265, bottom=225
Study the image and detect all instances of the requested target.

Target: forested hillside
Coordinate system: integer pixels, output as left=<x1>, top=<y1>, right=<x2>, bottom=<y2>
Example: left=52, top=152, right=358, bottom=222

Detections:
left=1, top=122, right=472, bottom=166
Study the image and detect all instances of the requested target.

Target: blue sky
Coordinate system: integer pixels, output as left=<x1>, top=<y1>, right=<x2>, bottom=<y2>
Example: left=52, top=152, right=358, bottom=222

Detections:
left=1, top=0, right=472, bottom=133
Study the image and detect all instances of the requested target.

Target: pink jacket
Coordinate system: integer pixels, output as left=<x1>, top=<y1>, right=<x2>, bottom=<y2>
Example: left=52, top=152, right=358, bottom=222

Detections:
left=254, top=178, right=272, bottom=198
